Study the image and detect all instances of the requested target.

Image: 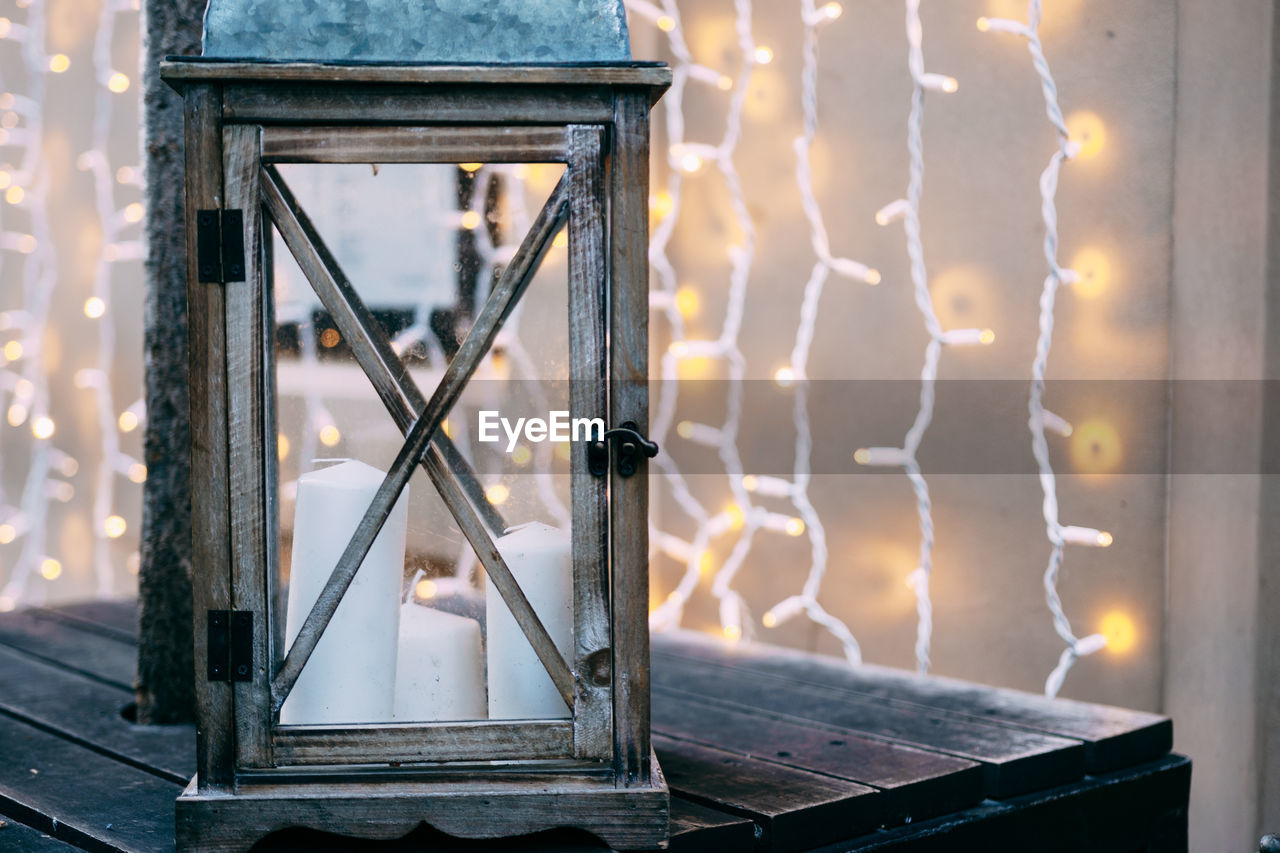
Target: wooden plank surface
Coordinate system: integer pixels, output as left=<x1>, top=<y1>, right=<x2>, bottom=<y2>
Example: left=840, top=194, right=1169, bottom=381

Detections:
left=0, top=713, right=183, bottom=852
left=667, top=798, right=755, bottom=853
left=0, top=817, right=83, bottom=851
left=654, top=688, right=984, bottom=824
left=262, top=125, right=570, bottom=164
left=0, top=609, right=135, bottom=690
left=655, top=631, right=1170, bottom=774
left=654, top=735, right=882, bottom=853
left=33, top=602, right=137, bottom=642
left=652, top=641, right=1085, bottom=798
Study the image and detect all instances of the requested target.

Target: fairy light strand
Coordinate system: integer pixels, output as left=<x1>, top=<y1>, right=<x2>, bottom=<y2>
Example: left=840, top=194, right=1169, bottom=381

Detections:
left=978, top=0, right=1111, bottom=697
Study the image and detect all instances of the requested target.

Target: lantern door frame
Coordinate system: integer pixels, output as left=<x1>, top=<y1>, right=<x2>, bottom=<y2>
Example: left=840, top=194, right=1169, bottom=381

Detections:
left=163, top=60, right=670, bottom=852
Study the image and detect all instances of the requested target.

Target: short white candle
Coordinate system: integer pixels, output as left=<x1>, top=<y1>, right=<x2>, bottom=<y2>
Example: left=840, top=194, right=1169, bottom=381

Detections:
left=281, top=459, right=408, bottom=725
left=486, top=522, right=574, bottom=720
left=393, top=601, right=487, bottom=722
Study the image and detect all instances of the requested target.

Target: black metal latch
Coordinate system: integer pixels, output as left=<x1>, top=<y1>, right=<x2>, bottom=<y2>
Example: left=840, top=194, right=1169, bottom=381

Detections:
left=587, top=422, right=659, bottom=478
left=207, top=609, right=254, bottom=683
left=196, top=208, right=245, bottom=284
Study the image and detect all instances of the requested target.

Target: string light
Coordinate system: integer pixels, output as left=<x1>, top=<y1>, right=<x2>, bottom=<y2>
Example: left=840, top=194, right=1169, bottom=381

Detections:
left=979, top=0, right=1111, bottom=697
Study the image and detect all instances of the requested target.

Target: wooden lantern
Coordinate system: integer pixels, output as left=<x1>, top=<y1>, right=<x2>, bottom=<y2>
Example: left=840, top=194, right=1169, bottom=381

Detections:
left=161, top=3, right=670, bottom=850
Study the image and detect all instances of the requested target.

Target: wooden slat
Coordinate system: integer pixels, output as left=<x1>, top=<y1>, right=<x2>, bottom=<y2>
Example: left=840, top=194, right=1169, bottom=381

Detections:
left=0, top=713, right=183, bottom=853
left=223, top=84, right=616, bottom=126
left=34, top=601, right=136, bottom=641
left=0, top=610, right=135, bottom=690
left=566, top=124, right=611, bottom=760
left=0, top=644, right=193, bottom=784
left=652, top=653, right=1084, bottom=799
left=668, top=797, right=756, bottom=853
left=269, top=170, right=575, bottom=713
left=223, top=122, right=274, bottom=769
left=161, top=60, right=672, bottom=88
left=654, top=632, right=1170, bottom=774
left=274, top=720, right=572, bottom=766
left=609, top=88, right=654, bottom=787
left=655, top=734, right=882, bottom=853
left=183, top=82, right=235, bottom=790
left=262, top=125, right=569, bottom=163
left=258, top=163, right=503, bottom=534
left=0, top=817, right=83, bottom=851
left=654, top=687, right=984, bottom=825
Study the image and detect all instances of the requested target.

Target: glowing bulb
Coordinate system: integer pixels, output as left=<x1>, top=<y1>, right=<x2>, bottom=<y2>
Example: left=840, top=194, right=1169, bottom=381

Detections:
left=0, top=524, right=14, bottom=544
left=318, top=425, right=341, bottom=446
left=742, top=475, right=759, bottom=492
left=415, top=578, right=438, bottom=599
left=675, top=286, right=700, bottom=317
left=1069, top=247, right=1111, bottom=298
left=40, top=558, right=62, bottom=580
left=649, top=190, right=673, bottom=220
left=677, top=421, right=694, bottom=439
left=107, top=72, right=130, bottom=93
left=1096, top=531, right=1114, bottom=547
left=656, top=15, right=675, bottom=32
left=104, top=515, right=127, bottom=538
left=486, top=483, right=510, bottom=505
left=48, top=54, right=70, bottom=73
left=1070, top=419, right=1122, bottom=474
left=699, top=551, right=714, bottom=578
left=7, top=404, right=27, bottom=426
left=3, top=340, right=21, bottom=361
left=277, top=433, right=290, bottom=460
left=976, top=16, right=991, bottom=31
left=552, top=230, right=568, bottom=248
left=754, top=46, right=773, bottom=64
left=5, top=185, right=23, bottom=205
left=865, top=269, right=882, bottom=285
left=118, top=410, right=139, bottom=432
left=128, top=463, right=147, bottom=483
left=725, top=503, right=745, bottom=531
left=821, top=2, right=842, bottom=20
left=761, top=611, right=778, bottom=628
left=460, top=210, right=482, bottom=230
left=1066, top=110, right=1106, bottom=160
left=84, top=297, right=106, bottom=318
left=115, top=166, right=135, bottom=184
left=319, top=328, right=341, bottom=348
left=459, top=162, right=483, bottom=172
left=0, top=170, right=10, bottom=189
left=723, top=624, right=742, bottom=642
left=979, top=328, right=996, bottom=345
left=785, top=518, right=805, bottom=537
left=717, top=75, right=733, bottom=91
left=853, top=448, right=871, bottom=465
left=124, top=202, right=144, bottom=223
left=32, top=416, right=54, bottom=439
left=679, top=153, right=702, bottom=174
left=1099, top=610, right=1135, bottom=653
left=0, top=19, right=9, bottom=38
left=774, top=367, right=795, bottom=388
left=941, top=77, right=959, bottom=93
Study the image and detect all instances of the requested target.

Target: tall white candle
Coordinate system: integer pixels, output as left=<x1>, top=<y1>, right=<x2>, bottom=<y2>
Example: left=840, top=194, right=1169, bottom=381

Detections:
left=281, top=459, right=408, bottom=725
left=486, top=522, right=574, bottom=720
left=393, top=601, right=487, bottom=722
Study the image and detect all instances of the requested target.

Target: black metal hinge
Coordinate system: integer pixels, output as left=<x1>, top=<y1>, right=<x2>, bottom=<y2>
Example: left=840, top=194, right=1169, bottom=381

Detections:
left=207, top=609, right=254, bottom=682
left=196, top=208, right=245, bottom=284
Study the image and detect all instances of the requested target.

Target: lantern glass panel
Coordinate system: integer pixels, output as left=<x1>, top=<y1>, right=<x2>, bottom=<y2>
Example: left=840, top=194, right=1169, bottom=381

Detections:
left=268, top=162, right=586, bottom=732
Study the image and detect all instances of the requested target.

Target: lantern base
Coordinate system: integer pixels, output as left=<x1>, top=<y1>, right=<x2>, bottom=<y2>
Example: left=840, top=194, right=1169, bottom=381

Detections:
left=174, top=752, right=669, bottom=851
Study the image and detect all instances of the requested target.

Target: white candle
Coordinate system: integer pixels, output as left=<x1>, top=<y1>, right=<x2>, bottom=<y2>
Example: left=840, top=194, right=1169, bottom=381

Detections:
left=281, top=459, right=408, bottom=725
left=393, top=602, right=487, bottom=722
left=486, top=522, right=574, bottom=720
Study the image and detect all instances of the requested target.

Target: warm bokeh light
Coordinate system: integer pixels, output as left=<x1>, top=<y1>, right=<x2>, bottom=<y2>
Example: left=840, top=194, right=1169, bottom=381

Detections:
left=1069, top=418, right=1122, bottom=474
left=853, top=448, right=871, bottom=465
left=511, top=444, right=532, bottom=466
left=774, top=366, right=795, bottom=387
left=754, top=46, right=773, bottom=64
left=459, top=162, right=483, bottom=172
left=1099, top=610, right=1136, bottom=654
left=318, top=424, right=341, bottom=447
left=725, top=503, right=745, bottom=531
left=84, top=297, right=106, bottom=318
left=277, top=432, right=290, bottom=460
left=699, top=551, right=714, bottom=579
left=656, top=14, right=675, bottom=32
left=319, top=328, right=341, bottom=348
left=678, top=153, right=702, bottom=174
left=40, top=558, right=62, bottom=580
left=48, top=54, right=70, bottom=73
left=722, top=624, right=742, bottom=642
left=649, top=190, right=673, bottom=221
left=460, top=210, right=482, bottom=230
left=675, top=286, right=700, bottom=317
left=1069, top=246, right=1111, bottom=298
left=415, top=578, right=438, bottom=599
left=0, top=524, right=15, bottom=545
left=4, top=340, right=22, bottom=361
left=761, top=611, right=778, bottom=628
left=104, top=515, right=127, bottom=538
left=979, top=329, right=996, bottom=345
left=821, top=2, right=843, bottom=20
left=1066, top=110, right=1107, bottom=160
left=117, top=410, right=138, bottom=432
left=5, top=185, right=23, bottom=205
left=552, top=230, right=569, bottom=248
left=124, top=202, right=144, bottom=223
left=107, top=72, right=130, bottom=93
left=486, top=483, right=510, bottom=505
left=32, top=416, right=54, bottom=439
left=785, top=518, right=806, bottom=537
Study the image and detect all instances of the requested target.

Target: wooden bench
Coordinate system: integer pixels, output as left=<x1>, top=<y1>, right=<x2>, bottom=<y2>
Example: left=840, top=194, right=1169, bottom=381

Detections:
left=0, top=601, right=1188, bottom=852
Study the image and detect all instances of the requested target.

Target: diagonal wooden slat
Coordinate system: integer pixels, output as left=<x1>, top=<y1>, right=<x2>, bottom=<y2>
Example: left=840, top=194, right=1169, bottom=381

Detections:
left=267, top=168, right=575, bottom=713
left=261, top=165, right=504, bottom=534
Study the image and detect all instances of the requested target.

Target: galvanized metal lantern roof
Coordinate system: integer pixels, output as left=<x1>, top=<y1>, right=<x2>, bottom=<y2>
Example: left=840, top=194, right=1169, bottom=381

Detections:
left=202, top=0, right=632, bottom=64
